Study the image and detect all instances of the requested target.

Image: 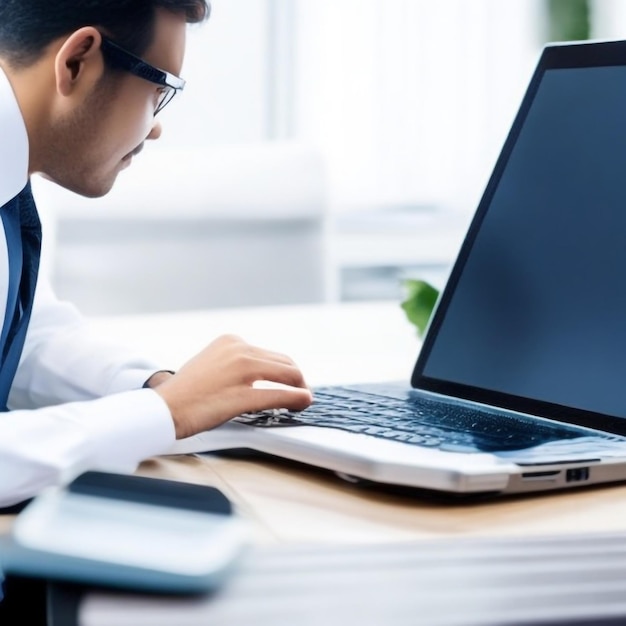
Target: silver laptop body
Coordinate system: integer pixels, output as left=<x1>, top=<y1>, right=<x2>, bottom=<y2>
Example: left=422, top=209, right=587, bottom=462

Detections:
left=172, top=39, right=626, bottom=497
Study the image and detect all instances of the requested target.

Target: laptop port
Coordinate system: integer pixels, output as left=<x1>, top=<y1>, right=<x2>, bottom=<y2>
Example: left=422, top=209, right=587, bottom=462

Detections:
left=566, top=467, right=589, bottom=482
left=521, top=470, right=560, bottom=481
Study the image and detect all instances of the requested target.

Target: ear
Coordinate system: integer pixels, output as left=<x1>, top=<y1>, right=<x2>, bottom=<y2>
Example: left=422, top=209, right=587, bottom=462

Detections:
left=54, top=27, right=104, bottom=97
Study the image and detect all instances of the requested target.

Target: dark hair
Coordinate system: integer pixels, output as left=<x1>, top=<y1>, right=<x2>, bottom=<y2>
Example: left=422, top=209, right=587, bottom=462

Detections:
left=0, top=0, right=210, bottom=68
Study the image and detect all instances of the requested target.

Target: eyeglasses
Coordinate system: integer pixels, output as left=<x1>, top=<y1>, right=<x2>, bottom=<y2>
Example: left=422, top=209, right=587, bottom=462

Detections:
left=100, top=36, right=186, bottom=115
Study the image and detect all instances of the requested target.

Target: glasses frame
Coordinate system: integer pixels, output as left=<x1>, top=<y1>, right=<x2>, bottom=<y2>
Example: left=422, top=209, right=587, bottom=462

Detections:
left=100, top=35, right=186, bottom=115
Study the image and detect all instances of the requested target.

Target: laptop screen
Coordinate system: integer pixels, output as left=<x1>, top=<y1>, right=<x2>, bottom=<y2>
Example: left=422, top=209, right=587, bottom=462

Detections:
left=413, top=42, right=626, bottom=434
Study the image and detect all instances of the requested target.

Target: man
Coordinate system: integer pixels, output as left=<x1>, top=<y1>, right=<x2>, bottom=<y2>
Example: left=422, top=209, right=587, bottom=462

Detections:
left=0, top=0, right=313, bottom=509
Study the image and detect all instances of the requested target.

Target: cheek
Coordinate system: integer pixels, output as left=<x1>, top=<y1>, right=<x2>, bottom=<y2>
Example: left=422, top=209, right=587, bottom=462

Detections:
left=111, top=91, right=156, bottom=153
left=124, top=106, right=154, bottom=147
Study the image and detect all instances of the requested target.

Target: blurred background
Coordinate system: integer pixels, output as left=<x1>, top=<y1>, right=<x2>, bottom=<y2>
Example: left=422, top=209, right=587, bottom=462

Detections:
left=32, top=0, right=626, bottom=315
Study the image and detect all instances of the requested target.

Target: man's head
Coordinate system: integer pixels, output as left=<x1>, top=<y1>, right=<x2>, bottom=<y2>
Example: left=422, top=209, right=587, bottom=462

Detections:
left=0, top=1, right=210, bottom=197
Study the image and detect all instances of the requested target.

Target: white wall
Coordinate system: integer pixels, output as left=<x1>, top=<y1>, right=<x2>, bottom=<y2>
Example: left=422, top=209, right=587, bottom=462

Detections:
left=592, top=0, right=626, bottom=39
left=154, top=0, right=547, bottom=218
left=290, top=0, right=545, bottom=215
left=155, top=0, right=272, bottom=148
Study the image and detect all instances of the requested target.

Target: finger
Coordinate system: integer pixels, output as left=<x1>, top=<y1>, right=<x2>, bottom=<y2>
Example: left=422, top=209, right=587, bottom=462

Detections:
left=237, top=355, right=309, bottom=389
left=236, top=386, right=313, bottom=414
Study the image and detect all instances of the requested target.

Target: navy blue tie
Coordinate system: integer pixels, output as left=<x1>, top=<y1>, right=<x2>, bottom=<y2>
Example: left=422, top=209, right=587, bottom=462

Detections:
left=0, top=181, right=42, bottom=410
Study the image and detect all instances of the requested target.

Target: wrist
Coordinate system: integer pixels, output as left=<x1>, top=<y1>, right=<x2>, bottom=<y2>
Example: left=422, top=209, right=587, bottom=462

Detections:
left=142, top=370, right=175, bottom=389
left=153, top=385, right=190, bottom=439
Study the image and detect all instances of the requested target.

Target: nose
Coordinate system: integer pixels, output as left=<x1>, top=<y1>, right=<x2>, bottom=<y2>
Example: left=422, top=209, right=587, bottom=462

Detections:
left=147, top=120, right=162, bottom=141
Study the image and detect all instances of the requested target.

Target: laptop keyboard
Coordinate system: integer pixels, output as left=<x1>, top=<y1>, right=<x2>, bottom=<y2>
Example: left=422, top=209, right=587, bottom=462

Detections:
left=235, top=387, right=603, bottom=453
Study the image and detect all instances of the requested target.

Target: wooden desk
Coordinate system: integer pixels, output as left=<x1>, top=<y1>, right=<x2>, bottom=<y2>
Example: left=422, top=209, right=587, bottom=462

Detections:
left=3, top=301, right=626, bottom=543
left=134, top=453, right=626, bottom=544
left=86, top=301, right=626, bottom=544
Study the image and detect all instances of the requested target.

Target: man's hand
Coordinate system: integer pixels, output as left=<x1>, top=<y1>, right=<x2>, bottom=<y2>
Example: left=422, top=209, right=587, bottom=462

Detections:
left=153, top=334, right=313, bottom=439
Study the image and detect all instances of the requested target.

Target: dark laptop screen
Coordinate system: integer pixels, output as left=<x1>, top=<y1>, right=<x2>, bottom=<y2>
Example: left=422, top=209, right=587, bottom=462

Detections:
left=414, top=43, right=626, bottom=431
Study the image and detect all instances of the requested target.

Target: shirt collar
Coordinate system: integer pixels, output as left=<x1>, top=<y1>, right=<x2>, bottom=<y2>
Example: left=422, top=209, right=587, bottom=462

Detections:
left=0, top=65, right=29, bottom=207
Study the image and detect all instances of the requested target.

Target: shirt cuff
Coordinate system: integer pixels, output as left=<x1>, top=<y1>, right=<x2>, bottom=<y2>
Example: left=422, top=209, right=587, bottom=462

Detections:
left=76, top=388, right=175, bottom=475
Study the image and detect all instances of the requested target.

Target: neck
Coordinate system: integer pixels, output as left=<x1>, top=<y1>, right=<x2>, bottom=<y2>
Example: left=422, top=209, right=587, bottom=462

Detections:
left=0, top=57, right=56, bottom=176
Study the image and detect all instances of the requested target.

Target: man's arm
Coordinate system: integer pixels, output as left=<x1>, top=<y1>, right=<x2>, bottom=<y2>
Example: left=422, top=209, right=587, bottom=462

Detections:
left=9, top=278, right=169, bottom=408
left=0, top=389, right=174, bottom=507
left=0, top=277, right=311, bottom=506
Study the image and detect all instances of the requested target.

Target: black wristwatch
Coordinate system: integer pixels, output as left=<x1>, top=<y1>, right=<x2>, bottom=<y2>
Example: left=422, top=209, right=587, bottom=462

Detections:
left=142, top=370, right=176, bottom=389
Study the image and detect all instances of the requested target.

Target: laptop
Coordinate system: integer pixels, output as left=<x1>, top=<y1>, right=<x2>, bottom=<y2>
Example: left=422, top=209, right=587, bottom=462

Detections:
left=170, top=38, right=626, bottom=497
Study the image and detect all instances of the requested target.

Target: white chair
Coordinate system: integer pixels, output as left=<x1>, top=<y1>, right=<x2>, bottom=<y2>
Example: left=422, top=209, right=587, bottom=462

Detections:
left=33, top=143, right=330, bottom=315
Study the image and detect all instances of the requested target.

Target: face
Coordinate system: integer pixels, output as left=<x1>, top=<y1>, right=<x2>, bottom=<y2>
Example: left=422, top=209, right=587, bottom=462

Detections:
left=40, top=9, right=187, bottom=197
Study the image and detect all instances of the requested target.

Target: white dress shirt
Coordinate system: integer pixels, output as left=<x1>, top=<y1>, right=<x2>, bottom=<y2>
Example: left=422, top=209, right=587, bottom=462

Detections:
left=0, top=67, right=176, bottom=507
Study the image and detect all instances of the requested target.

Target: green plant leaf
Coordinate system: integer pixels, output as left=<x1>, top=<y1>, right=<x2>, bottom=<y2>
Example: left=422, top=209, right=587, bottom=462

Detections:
left=400, top=279, right=439, bottom=338
left=546, top=0, right=590, bottom=42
